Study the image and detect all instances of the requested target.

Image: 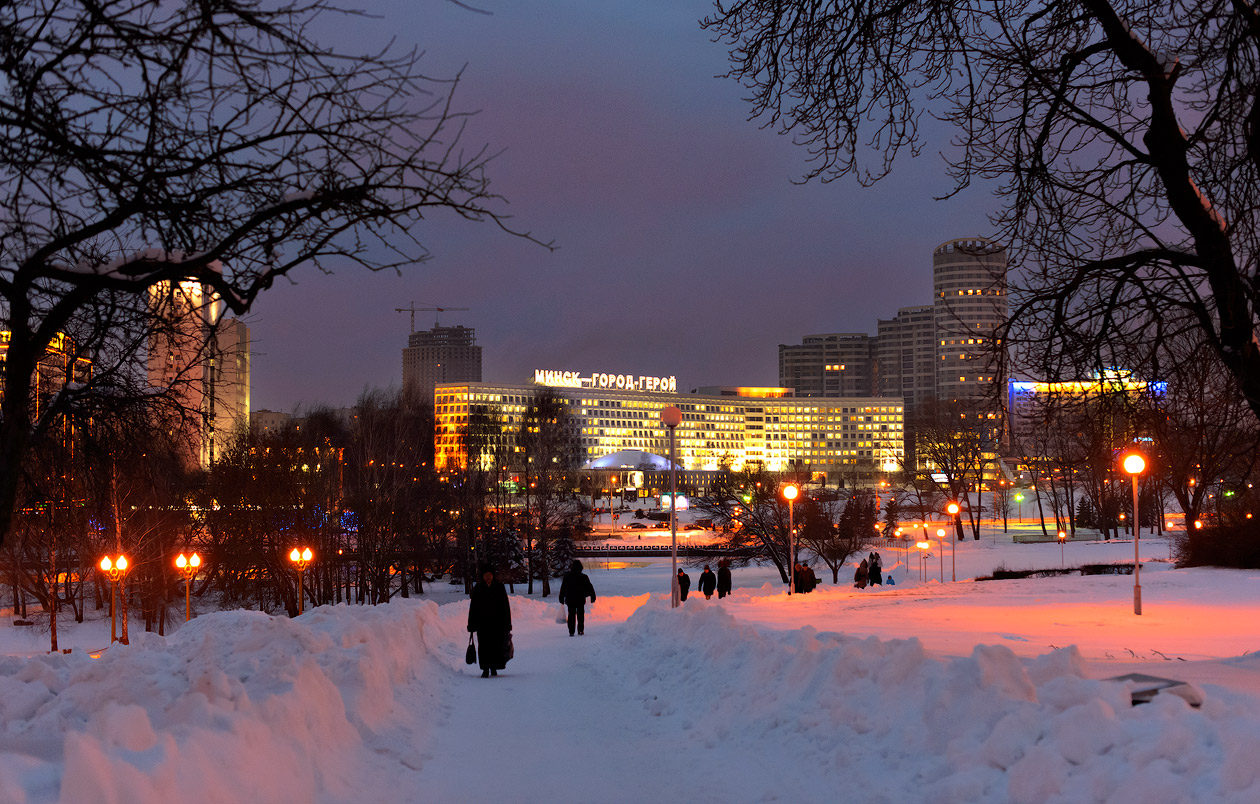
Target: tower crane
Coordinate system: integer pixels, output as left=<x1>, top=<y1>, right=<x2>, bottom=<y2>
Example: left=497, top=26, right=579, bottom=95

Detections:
left=394, top=302, right=470, bottom=333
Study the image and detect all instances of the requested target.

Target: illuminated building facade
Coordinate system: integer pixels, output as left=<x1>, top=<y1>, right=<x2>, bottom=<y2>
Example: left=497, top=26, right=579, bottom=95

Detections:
left=0, top=331, right=93, bottom=421
left=435, top=376, right=904, bottom=485
left=933, top=238, right=1008, bottom=404
left=147, top=281, right=251, bottom=467
left=1007, top=373, right=1162, bottom=444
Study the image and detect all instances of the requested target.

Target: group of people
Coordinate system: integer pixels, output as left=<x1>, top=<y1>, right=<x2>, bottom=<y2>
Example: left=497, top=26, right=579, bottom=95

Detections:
left=677, top=558, right=733, bottom=601
left=467, top=559, right=602, bottom=677
left=854, top=551, right=884, bottom=589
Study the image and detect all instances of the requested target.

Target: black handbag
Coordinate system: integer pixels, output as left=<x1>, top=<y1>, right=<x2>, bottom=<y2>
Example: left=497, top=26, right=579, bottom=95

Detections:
left=465, top=634, right=477, bottom=665
left=504, top=632, right=514, bottom=663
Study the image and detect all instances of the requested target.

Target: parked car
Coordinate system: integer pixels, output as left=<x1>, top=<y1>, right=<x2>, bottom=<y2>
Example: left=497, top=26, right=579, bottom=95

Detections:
left=624, top=522, right=647, bottom=530
left=654, top=521, right=670, bottom=529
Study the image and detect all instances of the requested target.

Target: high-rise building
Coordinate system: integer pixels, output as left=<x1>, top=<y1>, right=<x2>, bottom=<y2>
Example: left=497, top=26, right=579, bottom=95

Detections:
left=932, top=238, right=1008, bottom=404
left=778, top=333, right=876, bottom=398
left=147, top=281, right=250, bottom=467
left=876, top=305, right=936, bottom=413
left=402, top=324, right=481, bottom=400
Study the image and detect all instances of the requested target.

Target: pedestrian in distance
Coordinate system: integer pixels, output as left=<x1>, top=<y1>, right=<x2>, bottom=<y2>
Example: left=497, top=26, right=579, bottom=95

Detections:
left=677, top=568, right=691, bottom=601
left=869, top=552, right=883, bottom=587
left=803, top=563, right=818, bottom=592
left=793, top=563, right=808, bottom=594
left=467, top=564, right=512, bottom=678
left=697, top=565, right=717, bottom=599
left=717, top=559, right=732, bottom=599
left=854, top=558, right=869, bottom=589
left=558, top=560, right=596, bottom=636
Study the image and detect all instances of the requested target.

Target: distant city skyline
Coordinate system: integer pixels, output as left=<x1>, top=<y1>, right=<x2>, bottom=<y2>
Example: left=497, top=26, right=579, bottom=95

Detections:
left=245, top=1, right=997, bottom=413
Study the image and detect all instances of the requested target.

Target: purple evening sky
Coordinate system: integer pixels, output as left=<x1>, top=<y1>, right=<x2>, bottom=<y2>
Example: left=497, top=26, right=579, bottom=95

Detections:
left=246, top=0, right=994, bottom=412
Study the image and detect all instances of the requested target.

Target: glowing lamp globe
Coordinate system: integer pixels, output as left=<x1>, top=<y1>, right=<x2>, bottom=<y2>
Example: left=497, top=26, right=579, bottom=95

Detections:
left=782, top=485, right=799, bottom=502
left=946, top=502, right=960, bottom=516
left=116, top=556, right=127, bottom=571
left=1122, top=454, right=1146, bottom=475
left=289, top=548, right=301, bottom=562
left=301, top=548, right=312, bottom=562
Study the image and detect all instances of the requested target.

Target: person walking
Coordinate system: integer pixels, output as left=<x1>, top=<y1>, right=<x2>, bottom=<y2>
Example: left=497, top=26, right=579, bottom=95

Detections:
left=697, top=565, right=717, bottom=599
left=558, top=560, right=597, bottom=636
left=854, top=558, right=869, bottom=589
left=677, top=568, right=692, bottom=601
left=467, top=565, right=512, bottom=678
left=802, top=563, right=818, bottom=593
left=717, top=559, right=732, bottom=599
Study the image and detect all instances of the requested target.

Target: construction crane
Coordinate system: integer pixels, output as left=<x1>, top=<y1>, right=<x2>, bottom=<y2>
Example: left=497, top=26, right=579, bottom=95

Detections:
left=394, top=302, right=470, bottom=333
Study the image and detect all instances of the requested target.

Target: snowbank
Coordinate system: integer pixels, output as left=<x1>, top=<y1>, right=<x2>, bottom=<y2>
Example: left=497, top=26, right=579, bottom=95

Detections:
left=0, top=601, right=465, bottom=804
left=612, top=599, right=1260, bottom=803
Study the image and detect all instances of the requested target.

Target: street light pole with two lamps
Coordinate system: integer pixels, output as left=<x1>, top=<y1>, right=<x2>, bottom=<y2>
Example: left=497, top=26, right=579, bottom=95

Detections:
left=289, top=547, right=313, bottom=615
left=98, top=555, right=129, bottom=644
left=175, top=552, right=201, bottom=622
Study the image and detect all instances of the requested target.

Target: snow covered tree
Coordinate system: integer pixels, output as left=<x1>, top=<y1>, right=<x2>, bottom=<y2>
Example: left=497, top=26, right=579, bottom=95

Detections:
left=705, top=1, right=1260, bottom=425
left=0, top=0, right=544, bottom=549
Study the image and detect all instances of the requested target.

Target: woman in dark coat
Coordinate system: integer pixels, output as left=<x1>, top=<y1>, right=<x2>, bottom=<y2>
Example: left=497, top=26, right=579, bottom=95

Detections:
left=467, top=565, right=512, bottom=678
left=716, top=559, right=732, bottom=599
left=697, top=565, right=717, bottom=599
left=677, top=568, right=691, bottom=601
left=558, top=560, right=596, bottom=636
left=854, top=558, right=869, bottom=589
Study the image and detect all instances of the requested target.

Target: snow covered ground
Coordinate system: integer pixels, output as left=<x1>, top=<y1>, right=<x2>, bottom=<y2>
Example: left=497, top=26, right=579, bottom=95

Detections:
left=3, top=523, right=1260, bottom=803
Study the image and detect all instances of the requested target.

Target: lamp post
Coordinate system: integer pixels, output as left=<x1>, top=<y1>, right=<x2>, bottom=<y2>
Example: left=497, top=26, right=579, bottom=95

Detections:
left=936, top=528, right=945, bottom=583
left=916, top=541, right=929, bottom=580
left=175, top=552, right=201, bottom=622
left=661, top=406, right=682, bottom=608
left=1123, top=452, right=1146, bottom=615
left=946, top=502, right=960, bottom=582
left=1058, top=530, right=1066, bottom=567
left=99, top=555, right=128, bottom=644
left=289, top=547, right=313, bottom=615
left=783, top=483, right=799, bottom=594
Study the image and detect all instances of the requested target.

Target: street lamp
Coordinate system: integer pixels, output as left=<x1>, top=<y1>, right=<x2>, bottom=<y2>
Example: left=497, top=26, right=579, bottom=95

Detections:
left=916, top=541, right=930, bottom=581
left=99, top=555, right=129, bottom=644
left=936, top=528, right=945, bottom=583
left=783, top=483, right=799, bottom=594
left=289, top=547, right=313, bottom=615
left=946, top=501, right=961, bottom=581
left=175, top=552, right=201, bottom=622
left=1122, top=452, right=1146, bottom=615
left=1058, top=530, right=1066, bottom=567
left=661, top=406, right=682, bottom=608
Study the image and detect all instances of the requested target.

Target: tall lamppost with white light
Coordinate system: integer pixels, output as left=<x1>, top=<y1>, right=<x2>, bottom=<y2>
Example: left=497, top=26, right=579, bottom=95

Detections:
left=936, top=528, right=945, bottom=582
left=661, top=406, right=682, bottom=608
left=946, top=501, right=961, bottom=581
left=99, top=555, right=128, bottom=644
left=289, top=547, right=313, bottom=615
left=1058, top=530, right=1067, bottom=567
left=175, top=552, right=201, bottom=622
left=783, top=483, right=799, bottom=594
left=1122, top=452, right=1146, bottom=614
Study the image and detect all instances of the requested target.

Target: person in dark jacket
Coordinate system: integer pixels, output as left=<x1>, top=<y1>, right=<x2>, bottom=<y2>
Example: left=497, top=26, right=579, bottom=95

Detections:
left=802, top=564, right=818, bottom=593
left=854, top=558, right=869, bottom=589
left=868, top=552, right=883, bottom=586
left=697, top=565, right=717, bottom=599
left=716, top=559, right=732, bottom=599
left=677, top=568, right=691, bottom=601
left=467, top=565, right=512, bottom=677
left=558, top=560, right=597, bottom=636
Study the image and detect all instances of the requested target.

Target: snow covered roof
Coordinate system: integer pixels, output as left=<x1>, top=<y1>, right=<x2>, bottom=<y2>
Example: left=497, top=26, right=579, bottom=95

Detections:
left=583, top=449, right=677, bottom=470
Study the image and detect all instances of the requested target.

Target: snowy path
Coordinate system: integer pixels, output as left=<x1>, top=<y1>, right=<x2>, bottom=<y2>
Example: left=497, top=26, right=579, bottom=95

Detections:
left=416, top=610, right=730, bottom=803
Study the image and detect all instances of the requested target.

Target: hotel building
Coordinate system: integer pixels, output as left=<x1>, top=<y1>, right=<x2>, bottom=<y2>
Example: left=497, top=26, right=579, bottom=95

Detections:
left=434, top=373, right=904, bottom=486
left=402, top=324, right=482, bottom=399
left=933, top=237, right=1008, bottom=404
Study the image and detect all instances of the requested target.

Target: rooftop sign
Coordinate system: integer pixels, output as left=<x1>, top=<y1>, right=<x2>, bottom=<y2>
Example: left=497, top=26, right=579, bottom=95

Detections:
left=534, top=369, right=677, bottom=393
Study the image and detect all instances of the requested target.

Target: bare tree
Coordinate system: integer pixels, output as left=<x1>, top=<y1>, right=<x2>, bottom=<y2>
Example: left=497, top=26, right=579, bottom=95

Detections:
left=0, top=0, right=546, bottom=549
left=704, top=1, right=1260, bottom=425
left=514, top=390, right=581, bottom=597
left=909, top=400, right=995, bottom=539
